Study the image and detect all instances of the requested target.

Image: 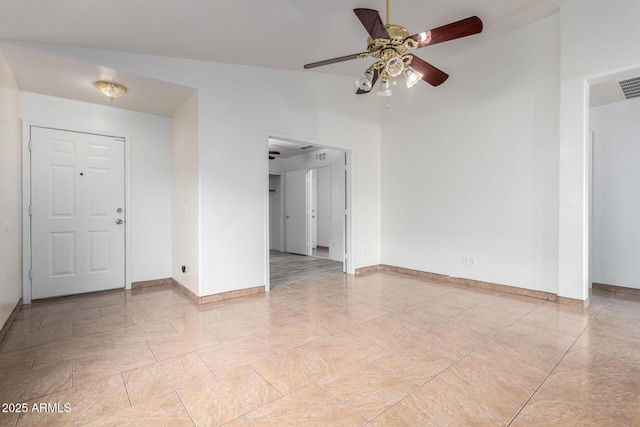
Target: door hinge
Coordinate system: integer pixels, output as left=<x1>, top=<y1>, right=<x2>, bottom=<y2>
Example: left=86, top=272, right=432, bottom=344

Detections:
left=28, top=269, right=32, bottom=280
left=28, top=139, right=32, bottom=151
left=29, top=205, right=32, bottom=216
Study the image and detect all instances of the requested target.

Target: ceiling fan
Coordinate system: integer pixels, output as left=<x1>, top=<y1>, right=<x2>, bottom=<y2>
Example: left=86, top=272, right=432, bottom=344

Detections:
left=303, top=0, right=483, bottom=96
left=268, top=150, right=281, bottom=160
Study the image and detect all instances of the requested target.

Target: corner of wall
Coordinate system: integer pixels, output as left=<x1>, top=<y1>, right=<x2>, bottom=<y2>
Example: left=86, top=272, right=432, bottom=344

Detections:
left=171, top=91, right=201, bottom=296
left=0, top=46, right=23, bottom=327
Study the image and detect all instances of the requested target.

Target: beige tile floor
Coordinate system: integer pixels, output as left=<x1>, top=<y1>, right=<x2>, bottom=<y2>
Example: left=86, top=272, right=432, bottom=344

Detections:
left=1, top=272, right=639, bottom=426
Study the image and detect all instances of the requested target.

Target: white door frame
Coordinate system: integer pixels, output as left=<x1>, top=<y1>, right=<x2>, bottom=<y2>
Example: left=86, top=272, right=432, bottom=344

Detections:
left=21, top=122, right=132, bottom=304
left=343, top=150, right=352, bottom=274
left=265, top=134, right=353, bottom=291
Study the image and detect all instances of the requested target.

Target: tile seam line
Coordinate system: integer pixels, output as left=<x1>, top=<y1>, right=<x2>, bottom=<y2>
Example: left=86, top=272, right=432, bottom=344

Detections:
left=505, top=302, right=606, bottom=426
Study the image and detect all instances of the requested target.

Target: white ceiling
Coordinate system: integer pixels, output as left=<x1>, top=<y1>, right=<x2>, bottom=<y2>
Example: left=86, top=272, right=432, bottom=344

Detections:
left=0, top=43, right=196, bottom=116
left=0, top=0, right=571, bottom=74
left=0, top=0, right=631, bottom=113
left=590, top=68, right=640, bottom=108
left=269, top=138, right=324, bottom=159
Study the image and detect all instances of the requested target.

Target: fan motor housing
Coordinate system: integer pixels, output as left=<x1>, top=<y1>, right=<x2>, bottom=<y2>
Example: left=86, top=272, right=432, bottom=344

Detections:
left=367, top=24, right=410, bottom=45
left=367, top=24, right=415, bottom=58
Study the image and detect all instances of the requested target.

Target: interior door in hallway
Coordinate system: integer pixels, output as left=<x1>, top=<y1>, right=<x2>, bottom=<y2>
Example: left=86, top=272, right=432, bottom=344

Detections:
left=30, top=127, right=125, bottom=299
left=284, top=169, right=308, bottom=255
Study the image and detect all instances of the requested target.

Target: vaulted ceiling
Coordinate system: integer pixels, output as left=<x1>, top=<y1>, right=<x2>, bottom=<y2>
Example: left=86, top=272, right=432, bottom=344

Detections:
left=1, top=0, right=628, bottom=111
left=1, top=0, right=569, bottom=75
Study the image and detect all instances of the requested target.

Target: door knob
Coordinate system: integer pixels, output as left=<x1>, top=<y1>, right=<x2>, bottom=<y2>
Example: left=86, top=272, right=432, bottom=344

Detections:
left=116, top=219, right=123, bottom=225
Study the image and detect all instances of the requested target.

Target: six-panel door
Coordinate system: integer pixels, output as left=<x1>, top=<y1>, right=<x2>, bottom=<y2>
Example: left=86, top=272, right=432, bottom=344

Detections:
left=30, top=127, right=125, bottom=299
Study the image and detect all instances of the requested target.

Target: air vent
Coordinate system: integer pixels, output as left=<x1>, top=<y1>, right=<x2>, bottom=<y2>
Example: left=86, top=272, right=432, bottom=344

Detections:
left=299, top=145, right=314, bottom=150
left=618, top=76, right=640, bottom=100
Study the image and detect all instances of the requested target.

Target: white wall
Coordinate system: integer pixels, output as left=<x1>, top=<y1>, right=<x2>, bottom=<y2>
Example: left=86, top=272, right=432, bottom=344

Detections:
left=559, top=0, right=640, bottom=299
left=20, top=92, right=172, bottom=283
left=590, top=97, right=640, bottom=289
left=0, top=48, right=22, bottom=327
left=381, top=14, right=560, bottom=293
left=171, top=92, right=200, bottom=294
left=15, top=3, right=640, bottom=301
left=19, top=46, right=382, bottom=296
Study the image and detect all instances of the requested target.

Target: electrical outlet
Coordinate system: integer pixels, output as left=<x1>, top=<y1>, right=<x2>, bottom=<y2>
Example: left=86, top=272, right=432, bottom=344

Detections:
left=462, top=256, right=476, bottom=266
left=181, top=265, right=187, bottom=273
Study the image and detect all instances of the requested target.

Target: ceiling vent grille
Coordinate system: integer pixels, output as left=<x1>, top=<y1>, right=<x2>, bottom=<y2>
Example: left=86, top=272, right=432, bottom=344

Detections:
left=618, top=76, right=640, bottom=100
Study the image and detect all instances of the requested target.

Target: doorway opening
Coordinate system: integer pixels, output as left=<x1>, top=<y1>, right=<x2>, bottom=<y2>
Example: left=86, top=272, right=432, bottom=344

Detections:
left=588, top=67, right=640, bottom=295
left=266, top=137, right=351, bottom=289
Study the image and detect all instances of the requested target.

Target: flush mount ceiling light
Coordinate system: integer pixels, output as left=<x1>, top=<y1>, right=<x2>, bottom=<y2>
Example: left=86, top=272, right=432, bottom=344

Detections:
left=303, top=0, right=483, bottom=101
left=95, top=81, right=127, bottom=100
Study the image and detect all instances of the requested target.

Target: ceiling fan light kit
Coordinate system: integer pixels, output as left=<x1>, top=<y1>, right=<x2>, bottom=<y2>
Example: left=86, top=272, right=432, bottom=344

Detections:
left=304, top=0, right=483, bottom=100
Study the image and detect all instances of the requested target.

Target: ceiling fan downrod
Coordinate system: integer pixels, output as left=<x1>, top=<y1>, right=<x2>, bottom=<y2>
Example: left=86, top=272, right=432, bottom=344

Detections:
left=386, top=0, right=390, bottom=26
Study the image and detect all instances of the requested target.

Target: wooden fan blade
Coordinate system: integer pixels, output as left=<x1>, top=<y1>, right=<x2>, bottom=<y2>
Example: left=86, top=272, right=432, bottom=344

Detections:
left=304, top=52, right=367, bottom=69
left=410, top=56, right=449, bottom=87
left=356, top=68, right=380, bottom=95
left=408, top=16, right=483, bottom=48
left=354, top=8, right=390, bottom=40
left=269, top=151, right=281, bottom=155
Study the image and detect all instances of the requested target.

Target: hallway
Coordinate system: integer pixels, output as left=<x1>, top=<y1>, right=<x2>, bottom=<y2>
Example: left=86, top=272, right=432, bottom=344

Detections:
left=269, top=250, right=344, bottom=288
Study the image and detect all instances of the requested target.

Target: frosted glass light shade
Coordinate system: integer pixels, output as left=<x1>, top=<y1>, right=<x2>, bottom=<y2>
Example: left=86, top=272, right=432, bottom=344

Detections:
left=376, top=79, right=392, bottom=97
left=95, top=81, right=127, bottom=99
left=385, top=56, right=404, bottom=77
left=355, top=70, right=374, bottom=91
left=404, top=67, right=423, bottom=88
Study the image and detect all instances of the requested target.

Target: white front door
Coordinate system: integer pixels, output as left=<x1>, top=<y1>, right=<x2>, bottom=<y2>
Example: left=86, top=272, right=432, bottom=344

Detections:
left=30, top=127, right=125, bottom=299
left=285, top=169, right=308, bottom=256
